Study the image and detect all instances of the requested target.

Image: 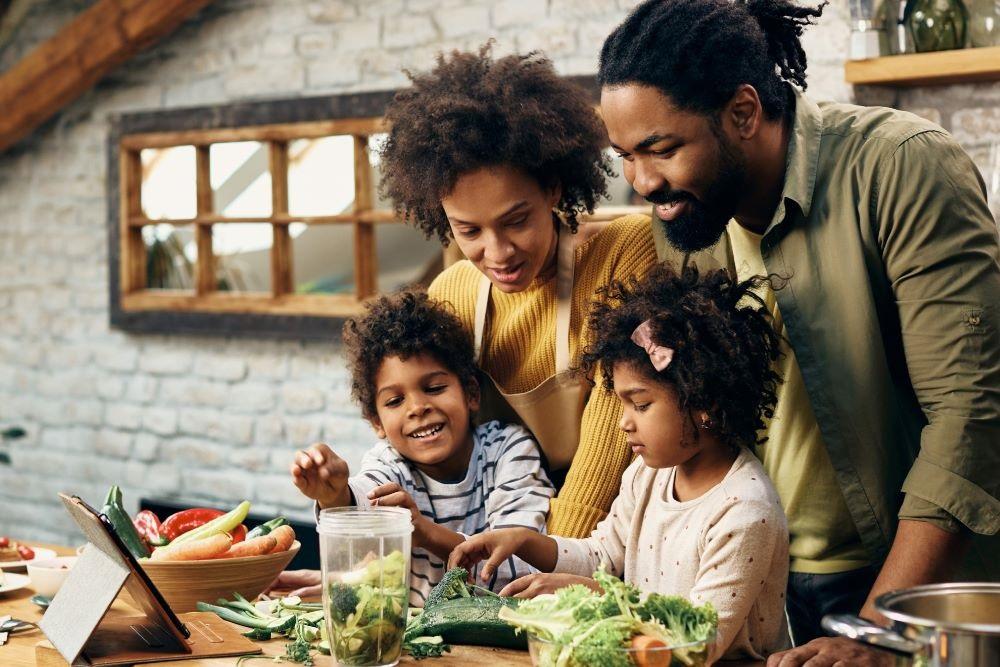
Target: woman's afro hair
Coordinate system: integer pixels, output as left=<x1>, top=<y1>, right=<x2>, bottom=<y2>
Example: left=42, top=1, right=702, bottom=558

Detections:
left=343, top=290, right=478, bottom=421
left=379, top=43, right=613, bottom=245
left=582, top=263, right=783, bottom=450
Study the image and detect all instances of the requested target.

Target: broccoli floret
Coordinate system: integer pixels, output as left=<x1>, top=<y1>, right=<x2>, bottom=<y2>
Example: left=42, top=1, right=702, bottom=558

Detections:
left=424, top=567, right=472, bottom=609
left=340, top=550, right=407, bottom=588
left=329, top=582, right=360, bottom=623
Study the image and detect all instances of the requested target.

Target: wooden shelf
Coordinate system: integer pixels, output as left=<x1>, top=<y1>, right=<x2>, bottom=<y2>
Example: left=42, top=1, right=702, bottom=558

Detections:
left=845, top=46, right=1000, bottom=86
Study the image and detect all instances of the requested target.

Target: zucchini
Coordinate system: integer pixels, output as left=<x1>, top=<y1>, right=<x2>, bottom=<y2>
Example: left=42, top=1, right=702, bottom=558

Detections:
left=101, top=486, right=150, bottom=559
left=405, top=596, right=525, bottom=650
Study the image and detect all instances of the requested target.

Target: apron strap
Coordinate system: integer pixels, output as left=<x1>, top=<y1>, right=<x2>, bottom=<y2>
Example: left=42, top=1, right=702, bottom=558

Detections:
left=473, top=221, right=576, bottom=371
left=474, top=271, right=492, bottom=363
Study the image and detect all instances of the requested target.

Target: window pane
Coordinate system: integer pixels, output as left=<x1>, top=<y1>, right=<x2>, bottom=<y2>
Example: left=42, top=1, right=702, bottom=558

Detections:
left=213, top=223, right=273, bottom=293
left=142, top=223, right=196, bottom=290
left=141, top=146, right=196, bottom=219
left=293, top=224, right=355, bottom=294
left=368, top=133, right=392, bottom=210
left=210, top=141, right=272, bottom=218
left=377, top=222, right=442, bottom=292
left=288, top=136, right=356, bottom=216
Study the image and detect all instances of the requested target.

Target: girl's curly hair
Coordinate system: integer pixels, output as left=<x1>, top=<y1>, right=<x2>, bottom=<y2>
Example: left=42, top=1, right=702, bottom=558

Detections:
left=343, top=291, right=478, bottom=421
left=581, top=264, right=783, bottom=450
left=379, top=43, right=613, bottom=245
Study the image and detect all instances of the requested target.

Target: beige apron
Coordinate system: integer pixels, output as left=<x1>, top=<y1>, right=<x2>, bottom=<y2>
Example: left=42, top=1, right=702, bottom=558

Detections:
left=473, top=224, right=590, bottom=473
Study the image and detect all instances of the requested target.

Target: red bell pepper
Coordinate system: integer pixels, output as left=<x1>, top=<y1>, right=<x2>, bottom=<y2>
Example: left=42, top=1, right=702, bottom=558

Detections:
left=159, top=508, right=224, bottom=541
left=230, top=524, right=247, bottom=544
left=133, top=510, right=166, bottom=548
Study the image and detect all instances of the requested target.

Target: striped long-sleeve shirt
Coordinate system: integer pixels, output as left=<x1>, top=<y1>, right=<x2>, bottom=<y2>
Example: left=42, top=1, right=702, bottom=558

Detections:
left=347, top=420, right=554, bottom=606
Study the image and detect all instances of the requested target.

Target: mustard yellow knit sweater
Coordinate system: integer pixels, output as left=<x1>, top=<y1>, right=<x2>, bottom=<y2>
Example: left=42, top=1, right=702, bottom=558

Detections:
left=428, top=214, right=657, bottom=537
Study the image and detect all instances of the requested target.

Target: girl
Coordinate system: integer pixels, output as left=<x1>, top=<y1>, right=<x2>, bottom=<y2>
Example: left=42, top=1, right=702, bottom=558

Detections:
left=379, top=44, right=658, bottom=539
left=450, top=265, right=791, bottom=662
left=289, top=291, right=554, bottom=606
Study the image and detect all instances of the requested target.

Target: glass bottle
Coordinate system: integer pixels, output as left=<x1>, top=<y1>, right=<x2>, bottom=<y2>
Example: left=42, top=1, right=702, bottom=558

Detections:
left=904, top=0, right=969, bottom=51
left=966, top=0, right=999, bottom=46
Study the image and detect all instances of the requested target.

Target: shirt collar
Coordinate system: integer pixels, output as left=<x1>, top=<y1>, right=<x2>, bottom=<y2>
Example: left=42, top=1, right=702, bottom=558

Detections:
left=765, top=86, right=823, bottom=233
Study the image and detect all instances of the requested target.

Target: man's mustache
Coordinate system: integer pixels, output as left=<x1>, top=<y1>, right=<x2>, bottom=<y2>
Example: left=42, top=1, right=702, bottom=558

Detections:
left=644, top=189, right=696, bottom=207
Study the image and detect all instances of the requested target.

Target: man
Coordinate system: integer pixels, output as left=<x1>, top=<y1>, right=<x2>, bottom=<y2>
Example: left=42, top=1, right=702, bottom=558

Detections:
left=598, top=1, right=1000, bottom=665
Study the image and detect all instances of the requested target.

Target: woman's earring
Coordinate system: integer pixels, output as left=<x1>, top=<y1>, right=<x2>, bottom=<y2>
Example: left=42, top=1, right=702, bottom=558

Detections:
left=699, top=414, right=713, bottom=430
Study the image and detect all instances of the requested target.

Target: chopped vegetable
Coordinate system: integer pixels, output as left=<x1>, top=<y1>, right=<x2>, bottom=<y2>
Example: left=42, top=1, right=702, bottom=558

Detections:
left=498, top=567, right=717, bottom=667
left=405, top=635, right=450, bottom=659
left=328, top=550, right=408, bottom=666
left=423, top=566, right=472, bottom=609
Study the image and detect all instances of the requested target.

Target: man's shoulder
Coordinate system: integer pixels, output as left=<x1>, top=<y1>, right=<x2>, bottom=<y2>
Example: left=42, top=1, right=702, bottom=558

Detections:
left=816, top=97, right=946, bottom=153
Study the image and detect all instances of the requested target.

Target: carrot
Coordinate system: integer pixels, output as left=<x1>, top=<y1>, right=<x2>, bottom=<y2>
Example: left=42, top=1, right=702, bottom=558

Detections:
left=630, top=634, right=671, bottom=667
left=150, top=532, right=232, bottom=562
left=268, top=525, right=295, bottom=553
left=222, top=534, right=276, bottom=559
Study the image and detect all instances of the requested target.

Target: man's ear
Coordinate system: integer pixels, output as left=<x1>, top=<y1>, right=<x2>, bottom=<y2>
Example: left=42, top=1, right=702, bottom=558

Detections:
left=370, top=418, right=387, bottom=440
left=726, top=84, right=763, bottom=141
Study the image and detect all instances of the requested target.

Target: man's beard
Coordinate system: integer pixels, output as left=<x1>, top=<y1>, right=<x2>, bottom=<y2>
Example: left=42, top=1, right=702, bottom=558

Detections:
left=649, top=137, right=746, bottom=253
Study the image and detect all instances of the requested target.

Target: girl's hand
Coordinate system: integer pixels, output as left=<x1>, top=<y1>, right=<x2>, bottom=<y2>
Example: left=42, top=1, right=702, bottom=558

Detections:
left=291, top=443, right=350, bottom=508
left=500, top=573, right=602, bottom=598
left=448, top=528, right=534, bottom=583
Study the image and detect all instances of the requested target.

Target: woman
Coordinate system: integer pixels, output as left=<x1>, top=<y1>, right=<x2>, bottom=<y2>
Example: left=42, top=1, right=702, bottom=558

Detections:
left=379, top=45, right=657, bottom=538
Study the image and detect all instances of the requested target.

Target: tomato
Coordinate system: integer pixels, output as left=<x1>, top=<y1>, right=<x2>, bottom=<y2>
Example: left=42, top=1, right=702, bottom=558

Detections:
left=16, top=544, right=34, bottom=560
left=0, top=536, right=9, bottom=548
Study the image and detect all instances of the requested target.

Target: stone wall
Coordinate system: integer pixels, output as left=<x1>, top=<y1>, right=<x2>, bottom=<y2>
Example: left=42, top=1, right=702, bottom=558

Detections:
left=0, top=0, right=997, bottom=544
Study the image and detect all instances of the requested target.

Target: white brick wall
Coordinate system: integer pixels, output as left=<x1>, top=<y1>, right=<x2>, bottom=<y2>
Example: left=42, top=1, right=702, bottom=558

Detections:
left=1, top=0, right=997, bottom=545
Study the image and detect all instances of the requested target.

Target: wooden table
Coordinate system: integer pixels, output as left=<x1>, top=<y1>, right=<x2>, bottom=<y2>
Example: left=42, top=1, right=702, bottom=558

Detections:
left=3, top=543, right=762, bottom=666
left=1, top=544, right=532, bottom=666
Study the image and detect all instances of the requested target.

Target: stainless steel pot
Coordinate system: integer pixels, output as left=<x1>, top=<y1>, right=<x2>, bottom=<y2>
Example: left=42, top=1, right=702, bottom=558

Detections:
left=822, top=582, right=1000, bottom=666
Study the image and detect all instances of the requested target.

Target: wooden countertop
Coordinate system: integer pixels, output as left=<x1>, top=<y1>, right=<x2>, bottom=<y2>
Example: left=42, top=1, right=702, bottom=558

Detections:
left=3, top=543, right=762, bottom=666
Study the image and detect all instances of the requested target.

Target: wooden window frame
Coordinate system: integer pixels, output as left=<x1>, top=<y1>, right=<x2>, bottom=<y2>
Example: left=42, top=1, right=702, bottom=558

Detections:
left=107, top=77, right=644, bottom=339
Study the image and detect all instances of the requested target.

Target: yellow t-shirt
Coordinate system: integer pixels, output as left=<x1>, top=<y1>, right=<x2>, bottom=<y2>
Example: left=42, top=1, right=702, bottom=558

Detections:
left=730, top=222, right=869, bottom=574
left=429, top=215, right=657, bottom=538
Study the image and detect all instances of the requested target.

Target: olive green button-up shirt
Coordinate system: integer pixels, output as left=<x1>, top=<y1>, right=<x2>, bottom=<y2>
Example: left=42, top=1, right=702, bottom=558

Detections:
left=655, top=88, right=1000, bottom=574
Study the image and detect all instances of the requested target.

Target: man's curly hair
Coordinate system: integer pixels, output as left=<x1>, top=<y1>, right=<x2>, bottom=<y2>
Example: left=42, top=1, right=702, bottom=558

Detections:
left=581, top=264, right=782, bottom=450
left=343, top=291, right=478, bottom=421
left=379, top=43, right=612, bottom=245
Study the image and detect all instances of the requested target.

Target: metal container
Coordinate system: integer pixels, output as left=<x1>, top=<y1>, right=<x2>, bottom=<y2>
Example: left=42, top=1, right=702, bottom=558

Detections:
left=823, top=583, right=1000, bottom=666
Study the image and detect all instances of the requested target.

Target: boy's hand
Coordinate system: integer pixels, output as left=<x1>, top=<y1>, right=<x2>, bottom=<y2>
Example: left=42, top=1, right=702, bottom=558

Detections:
left=367, top=482, right=421, bottom=526
left=448, top=528, right=535, bottom=583
left=500, top=573, right=602, bottom=598
left=290, top=443, right=350, bottom=508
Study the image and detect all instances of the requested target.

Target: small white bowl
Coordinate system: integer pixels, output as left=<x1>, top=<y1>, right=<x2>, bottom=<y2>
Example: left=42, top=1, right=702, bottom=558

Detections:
left=26, top=556, right=77, bottom=597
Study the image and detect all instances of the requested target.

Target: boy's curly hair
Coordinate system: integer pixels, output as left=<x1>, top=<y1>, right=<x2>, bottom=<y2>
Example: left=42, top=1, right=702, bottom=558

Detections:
left=343, top=291, right=478, bottom=421
left=581, top=264, right=782, bottom=450
left=379, top=43, right=612, bottom=245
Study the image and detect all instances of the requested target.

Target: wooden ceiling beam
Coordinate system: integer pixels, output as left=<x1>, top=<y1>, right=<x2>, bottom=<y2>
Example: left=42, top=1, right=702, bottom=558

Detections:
left=0, top=0, right=215, bottom=152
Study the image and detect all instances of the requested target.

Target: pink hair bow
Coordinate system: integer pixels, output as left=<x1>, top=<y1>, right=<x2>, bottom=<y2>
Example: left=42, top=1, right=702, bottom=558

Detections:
left=631, top=320, right=674, bottom=372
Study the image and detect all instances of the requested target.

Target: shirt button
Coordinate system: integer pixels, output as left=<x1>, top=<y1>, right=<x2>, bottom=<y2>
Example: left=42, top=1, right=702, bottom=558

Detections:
left=968, top=314, right=981, bottom=326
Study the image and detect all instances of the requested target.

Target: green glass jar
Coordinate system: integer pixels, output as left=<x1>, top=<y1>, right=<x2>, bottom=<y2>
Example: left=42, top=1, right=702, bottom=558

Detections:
left=905, top=0, right=969, bottom=51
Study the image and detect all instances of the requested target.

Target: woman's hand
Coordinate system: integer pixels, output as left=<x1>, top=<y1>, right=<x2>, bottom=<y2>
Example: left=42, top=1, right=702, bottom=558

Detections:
left=500, top=572, right=602, bottom=598
left=290, top=443, right=351, bottom=509
left=265, top=569, right=322, bottom=598
left=449, top=528, right=543, bottom=583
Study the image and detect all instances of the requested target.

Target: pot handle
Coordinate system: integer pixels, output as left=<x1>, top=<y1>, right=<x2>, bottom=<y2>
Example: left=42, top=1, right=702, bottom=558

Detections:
left=821, top=614, right=926, bottom=656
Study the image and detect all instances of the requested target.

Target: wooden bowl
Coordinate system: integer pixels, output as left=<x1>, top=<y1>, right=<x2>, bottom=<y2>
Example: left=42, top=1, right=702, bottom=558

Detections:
left=126, top=541, right=301, bottom=612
